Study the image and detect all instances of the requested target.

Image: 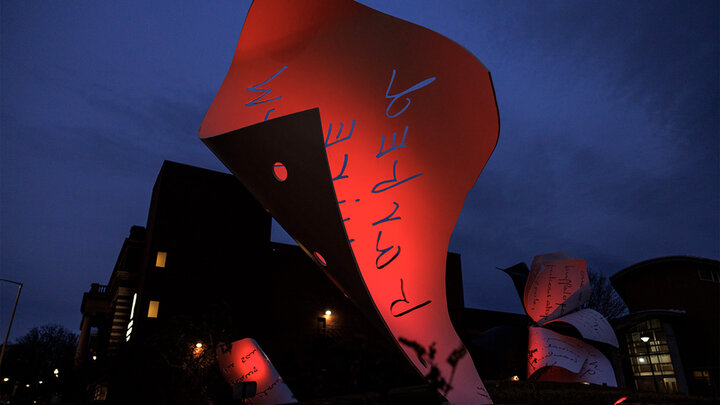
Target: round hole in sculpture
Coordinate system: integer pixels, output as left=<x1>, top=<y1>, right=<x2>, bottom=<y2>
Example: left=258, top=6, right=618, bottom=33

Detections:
left=313, top=251, right=327, bottom=267
left=273, top=162, right=288, bottom=182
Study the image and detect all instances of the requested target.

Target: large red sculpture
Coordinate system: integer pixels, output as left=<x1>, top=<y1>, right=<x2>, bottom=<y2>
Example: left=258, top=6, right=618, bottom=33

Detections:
left=200, top=1, right=499, bottom=403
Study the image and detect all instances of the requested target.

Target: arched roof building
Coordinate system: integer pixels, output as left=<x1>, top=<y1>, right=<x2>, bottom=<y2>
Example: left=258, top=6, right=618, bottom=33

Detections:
left=611, top=256, right=719, bottom=397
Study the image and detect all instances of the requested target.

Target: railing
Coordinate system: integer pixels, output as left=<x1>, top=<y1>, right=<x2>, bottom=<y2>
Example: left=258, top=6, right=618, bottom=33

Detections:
left=90, top=283, right=108, bottom=294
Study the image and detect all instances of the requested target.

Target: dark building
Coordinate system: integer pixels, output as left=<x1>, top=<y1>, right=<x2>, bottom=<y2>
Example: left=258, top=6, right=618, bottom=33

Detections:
left=83, top=161, right=720, bottom=404
left=76, top=161, right=442, bottom=404
left=611, top=256, right=720, bottom=398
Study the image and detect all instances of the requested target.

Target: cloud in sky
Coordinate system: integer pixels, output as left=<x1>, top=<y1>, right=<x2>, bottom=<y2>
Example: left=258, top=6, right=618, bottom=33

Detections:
left=1, top=0, right=717, bottom=337
left=359, top=0, right=718, bottom=310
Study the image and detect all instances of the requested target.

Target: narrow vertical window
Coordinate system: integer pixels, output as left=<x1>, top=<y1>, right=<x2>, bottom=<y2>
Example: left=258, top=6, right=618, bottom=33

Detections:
left=147, top=300, right=160, bottom=318
left=317, top=317, right=326, bottom=338
left=155, top=251, right=167, bottom=268
left=126, top=293, right=137, bottom=341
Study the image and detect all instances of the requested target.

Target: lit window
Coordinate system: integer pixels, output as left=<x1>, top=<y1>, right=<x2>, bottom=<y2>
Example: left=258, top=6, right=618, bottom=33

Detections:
left=126, top=293, right=137, bottom=341
left=625, top=318, right=677, bottom=392
left=92, top=384, right=108, bottom=401
left=663, top=377, right=678, bottom=393
left=693, top=370, right=712, bottom=388
left=155, top=251, right=167, bottom=268
left=147, top=300, right=160, bottom=318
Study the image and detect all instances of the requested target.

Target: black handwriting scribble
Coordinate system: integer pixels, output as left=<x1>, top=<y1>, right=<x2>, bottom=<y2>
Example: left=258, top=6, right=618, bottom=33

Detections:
left=390, top=278, right=432, bottom=317
left=254, top=376, right=287, bottom=399
left=476, top=385, right=491, bottom=398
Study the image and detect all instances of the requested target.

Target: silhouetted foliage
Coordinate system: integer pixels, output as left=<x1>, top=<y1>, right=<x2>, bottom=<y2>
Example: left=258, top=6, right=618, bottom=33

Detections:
left=1, top=324, right=79, bottom=403
left=109, top=302, right=236, bottom=405
left=586, top=271, right=628, bottom=319
left=14, top=324, right=78, bottom=371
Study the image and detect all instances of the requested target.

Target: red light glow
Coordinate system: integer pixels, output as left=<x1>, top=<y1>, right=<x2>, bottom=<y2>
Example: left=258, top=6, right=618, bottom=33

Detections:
left=273, top=162, right=288, bottom=182
left=313, top=251, right=327, bottom=267
left=216, top=338, right=295, bottom=404
left=201, top=1, right=499, bottom=403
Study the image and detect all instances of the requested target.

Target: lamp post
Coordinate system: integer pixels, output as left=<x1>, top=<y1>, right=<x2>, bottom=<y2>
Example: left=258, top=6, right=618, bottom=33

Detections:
left=0, top=279, right=23, bottom=371
left=640, top=335, right=659, bottom=392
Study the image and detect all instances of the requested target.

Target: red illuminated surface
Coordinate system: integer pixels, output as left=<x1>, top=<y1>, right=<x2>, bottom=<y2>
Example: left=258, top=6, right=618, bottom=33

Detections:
left=272, top=162, right=288, bottom=182
left=216, top=338, right=296, bottom=404
left=524, top=255, right=590, bottom=324
left=528, top=327, right=617, bottom=386
left=201, top=1, right=499, bottom=403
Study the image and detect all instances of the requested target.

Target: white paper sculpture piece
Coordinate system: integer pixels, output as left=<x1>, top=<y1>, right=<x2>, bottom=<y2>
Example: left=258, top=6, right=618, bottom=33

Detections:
left=516, top=254, right=619, bottom=386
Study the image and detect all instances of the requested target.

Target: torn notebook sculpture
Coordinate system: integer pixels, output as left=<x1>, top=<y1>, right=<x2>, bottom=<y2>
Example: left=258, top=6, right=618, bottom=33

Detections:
left=504, top=253, right=619, bottom=386
left=217, top=338, right=296, bottom=404
left=200, top=1, right=499, bottom=403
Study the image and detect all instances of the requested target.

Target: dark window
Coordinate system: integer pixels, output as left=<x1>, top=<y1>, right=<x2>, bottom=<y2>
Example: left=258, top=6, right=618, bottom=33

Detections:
left=697, top=269, right=720, bottom=283
left=317, top=317, right=326, bottom=338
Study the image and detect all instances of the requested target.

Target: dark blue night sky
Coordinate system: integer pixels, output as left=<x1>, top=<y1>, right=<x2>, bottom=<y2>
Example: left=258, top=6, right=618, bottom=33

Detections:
left=1, top=1, right=718, bottom=341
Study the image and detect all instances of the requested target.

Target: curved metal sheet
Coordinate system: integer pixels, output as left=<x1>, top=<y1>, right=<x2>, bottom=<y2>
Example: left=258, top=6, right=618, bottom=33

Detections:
left=203, top=108, right=381, bottom=327
left=200, top=1, right=500, bottom=402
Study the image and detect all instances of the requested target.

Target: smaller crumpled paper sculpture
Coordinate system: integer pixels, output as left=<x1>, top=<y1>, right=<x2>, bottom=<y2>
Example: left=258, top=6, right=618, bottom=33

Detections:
left=505, top=253, right=619, bottom=385
left=217, top=338, right=297, bottom=404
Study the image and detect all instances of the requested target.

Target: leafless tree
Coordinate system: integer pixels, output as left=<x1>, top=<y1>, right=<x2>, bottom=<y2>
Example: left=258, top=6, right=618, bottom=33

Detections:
left=585, top=271, right=628, bottom=319
left=3, top=324, right=79, bottom=402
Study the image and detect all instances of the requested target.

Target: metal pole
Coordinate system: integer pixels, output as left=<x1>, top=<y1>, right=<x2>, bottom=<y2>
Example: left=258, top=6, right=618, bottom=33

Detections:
left=0, top=279, right=23, bottom=371
left=644, top=340, right=659, bottom=393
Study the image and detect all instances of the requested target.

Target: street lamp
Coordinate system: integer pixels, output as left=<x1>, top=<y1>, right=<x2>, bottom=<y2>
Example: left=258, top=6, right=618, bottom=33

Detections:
left=0, top=279, right=23, bottom=371
left=640, top=335, right=659, bottom=392
left=53, top=368, right=59, bottom=378
left=193, top=342, right=204, bottom=357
